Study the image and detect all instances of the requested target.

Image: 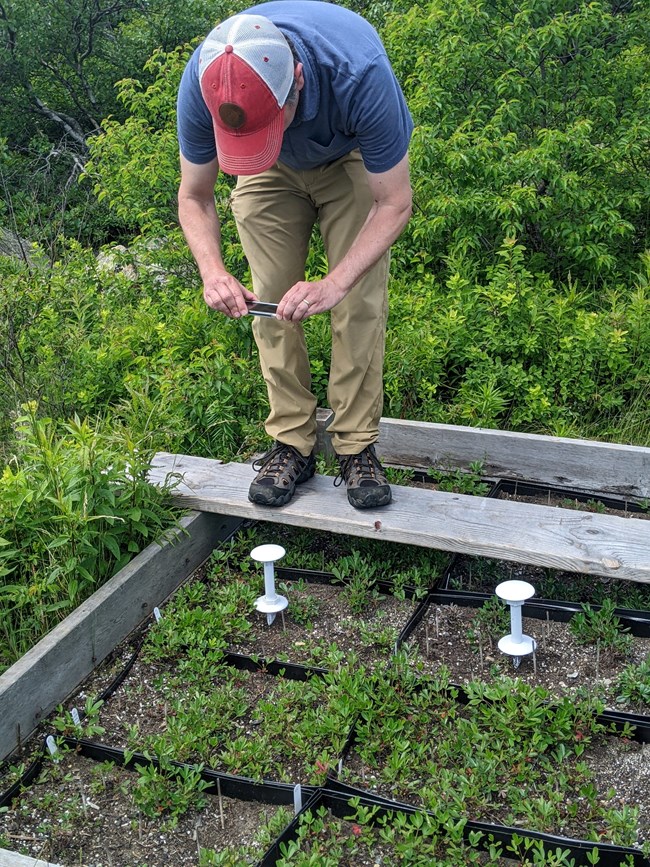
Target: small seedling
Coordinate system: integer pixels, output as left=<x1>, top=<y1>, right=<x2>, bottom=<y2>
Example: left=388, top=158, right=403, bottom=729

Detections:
left=331, top=551, right=381, bottom=614
left=427, top=460, right=490, bottom=496
left=467, top=596, right=510, bottom=646
left=132, top=756, right=211, bottom=828
left=278, top=580, right=321, bottom=628
left=51, top=696, right=105, bottom=740
left=569, top=599, right=633, bottom=655
left=384, top=466, right=415, bottom=485
left=615, top=655, right=650, bottom=706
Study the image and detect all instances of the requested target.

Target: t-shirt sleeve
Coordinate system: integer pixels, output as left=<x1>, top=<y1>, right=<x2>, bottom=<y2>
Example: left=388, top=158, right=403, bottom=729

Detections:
left=176, top=49, right=218, bottom=165
left=346, top=55, right=414, bottom=174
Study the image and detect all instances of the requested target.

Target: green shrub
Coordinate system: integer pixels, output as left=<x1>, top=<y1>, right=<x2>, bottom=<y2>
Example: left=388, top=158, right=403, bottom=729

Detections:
left=568, top=599, right=633, bottom=655
left=385, top=0, right=650, bottom=285
left=0, top=238, right=268, bottom=464
left=384, top=239, right=650, bottom=434
left=0, top=405, right=180, bottom=670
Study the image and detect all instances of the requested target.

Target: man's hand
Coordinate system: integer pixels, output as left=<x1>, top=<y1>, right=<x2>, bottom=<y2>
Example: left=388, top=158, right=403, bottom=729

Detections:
left=275, top=155, right=412, bottom=323
left=178, top=155, right=257, bottom=318
left=203, top=271, right=257, bottom=319
left=276, top=277, right=347, bottom=321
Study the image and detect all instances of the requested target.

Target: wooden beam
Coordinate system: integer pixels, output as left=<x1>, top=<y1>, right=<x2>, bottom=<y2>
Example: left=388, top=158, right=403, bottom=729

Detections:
left=320, top=417, right=650, bottom=499
left=0, top=850, right=61, bottom=867
left=149, top=454, right=650, bottom=584
left=0, top=511, right=241, bottom=762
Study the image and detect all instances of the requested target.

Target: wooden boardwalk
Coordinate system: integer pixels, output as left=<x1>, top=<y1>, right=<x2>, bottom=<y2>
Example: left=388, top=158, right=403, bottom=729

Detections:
left=149, top=453, right=650, bottom=584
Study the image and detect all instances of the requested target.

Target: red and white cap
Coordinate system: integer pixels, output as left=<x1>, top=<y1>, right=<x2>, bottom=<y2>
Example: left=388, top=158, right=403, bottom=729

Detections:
left=198, top=14, right=294, bottom=175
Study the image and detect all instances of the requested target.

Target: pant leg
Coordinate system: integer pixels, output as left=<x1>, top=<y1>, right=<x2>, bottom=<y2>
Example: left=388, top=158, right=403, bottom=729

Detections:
left=311, top=151, right=390, bottom=455
left=230, top=165, right=318, bottom=455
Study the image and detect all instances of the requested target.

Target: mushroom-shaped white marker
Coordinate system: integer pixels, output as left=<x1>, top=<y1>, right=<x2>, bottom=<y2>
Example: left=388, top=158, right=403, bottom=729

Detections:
left=251, top=544, right=288, bottom=626
left=495, top=580, right=536, bottom=669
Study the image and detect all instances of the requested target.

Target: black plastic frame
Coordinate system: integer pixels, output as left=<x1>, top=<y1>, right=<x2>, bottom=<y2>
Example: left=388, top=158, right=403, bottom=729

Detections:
left=1, top=734, right=319, bottom=866
left=319, top=780, right=650, bottom=867
left=396, top=589, right=650, bottom=740
left=495, top=479, right=650, bottom=515
left=3, top=482, right=649, bottom=864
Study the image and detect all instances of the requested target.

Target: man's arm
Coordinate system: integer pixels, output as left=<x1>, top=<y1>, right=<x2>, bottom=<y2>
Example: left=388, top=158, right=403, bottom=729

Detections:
left=276, top=153, right=412, bottom=320
left=178, top=154, right=256, bottom=318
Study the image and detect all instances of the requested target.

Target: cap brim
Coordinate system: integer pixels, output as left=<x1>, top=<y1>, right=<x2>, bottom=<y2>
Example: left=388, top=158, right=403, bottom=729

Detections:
left=214, top=109, right=284, bottom=176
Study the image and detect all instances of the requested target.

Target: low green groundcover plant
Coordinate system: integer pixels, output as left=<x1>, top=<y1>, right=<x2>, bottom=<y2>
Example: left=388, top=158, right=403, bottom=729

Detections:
left=342, top=658, right=640, bottom=850
left=112, top=652, right=371, bottom=786
left=0, top=744, right=293, bottom=866
left=214, top=521, right=449, bottom=600
left=569, top=600, right=634, bottom=656
left=141, top=532, right=418, bottom=669
left=276, top=800, right=625, bottom=867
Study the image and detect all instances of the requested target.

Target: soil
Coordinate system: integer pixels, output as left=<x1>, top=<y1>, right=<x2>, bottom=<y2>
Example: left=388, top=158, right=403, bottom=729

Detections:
left=225, top=579, right=416, bottom=668
left=405, top=601, right=650, bottom=711
left=400, top=601, right=650, bottom=846
left=86, top=658, right=336, bottom=783
left=0, top=748, right=290, bottom=866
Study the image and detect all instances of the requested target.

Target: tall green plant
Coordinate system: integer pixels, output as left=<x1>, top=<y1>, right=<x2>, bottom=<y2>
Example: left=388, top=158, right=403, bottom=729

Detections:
left=384, top=238, right=650, bottom=434
left=0, top=405, right=180, bottom=669
left=384, top=0, right=650, bottom=284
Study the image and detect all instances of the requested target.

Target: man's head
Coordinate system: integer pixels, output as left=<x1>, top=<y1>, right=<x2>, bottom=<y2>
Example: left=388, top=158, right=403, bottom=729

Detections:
left=199, top=14, right=301, bottom=175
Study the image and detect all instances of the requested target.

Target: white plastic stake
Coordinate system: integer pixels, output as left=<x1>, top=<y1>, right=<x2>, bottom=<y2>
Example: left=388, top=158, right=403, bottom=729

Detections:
left=495, top=580, right=536, bottom=668
left=293, top=783, right=303, bottom=815
left=46, top=735, right=58, bottom=756
left=70, top=707, right=81, bottom=726
left=153, top=607, right=162, bottom=623
left=251, top=544, right=288, bottom=625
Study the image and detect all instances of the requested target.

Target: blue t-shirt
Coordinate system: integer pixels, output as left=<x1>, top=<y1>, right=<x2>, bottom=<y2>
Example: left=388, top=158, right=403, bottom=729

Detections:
left=177, top=0, right=413, bottom=173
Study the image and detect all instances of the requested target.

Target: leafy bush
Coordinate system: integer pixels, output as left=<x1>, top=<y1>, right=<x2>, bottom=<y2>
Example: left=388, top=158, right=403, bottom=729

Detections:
left=384, top=240, right=650, bottom=433
left=568, top=599, right=633, bottom=655
left=0, top=405, right=180, bottom=670
left=615, top=655, right=650, bottom=706
left=69, top=3, right=650, bottom=441
left=385, top=0, right=650, bottom=285
left=84, top=45, right=195, bottom=238
left=0, top=239, right=268, bottom=464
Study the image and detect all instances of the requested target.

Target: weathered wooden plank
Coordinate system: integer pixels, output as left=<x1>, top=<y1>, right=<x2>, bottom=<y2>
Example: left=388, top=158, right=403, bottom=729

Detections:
left=0, top=511, right=241, bottom=762
left=365, top=418, right=650, bottom=498
left=149, top=454, right=650, bottom=585
left=0, top=849, right=61, bottom=867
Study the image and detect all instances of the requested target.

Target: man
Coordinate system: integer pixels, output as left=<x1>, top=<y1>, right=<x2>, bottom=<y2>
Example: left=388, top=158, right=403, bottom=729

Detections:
left=177, top=1, right=413, bottom=509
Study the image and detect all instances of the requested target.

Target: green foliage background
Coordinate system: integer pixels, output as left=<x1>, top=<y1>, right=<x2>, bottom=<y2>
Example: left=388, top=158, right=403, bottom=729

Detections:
left=1, top=0, right=650, bottom=662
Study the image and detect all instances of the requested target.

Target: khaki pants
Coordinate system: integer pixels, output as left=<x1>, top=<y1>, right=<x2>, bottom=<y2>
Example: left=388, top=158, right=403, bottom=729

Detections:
left=230, top=150, right=389, bottom=457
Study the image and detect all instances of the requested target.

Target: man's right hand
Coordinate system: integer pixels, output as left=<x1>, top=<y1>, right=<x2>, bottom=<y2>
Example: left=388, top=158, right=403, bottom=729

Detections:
left=178, top=155, right=257, bottom=319
left=203, top=272, right=257, bottom=319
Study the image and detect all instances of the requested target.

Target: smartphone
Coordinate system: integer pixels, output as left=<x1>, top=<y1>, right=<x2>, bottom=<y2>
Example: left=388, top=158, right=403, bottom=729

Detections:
left=247, top=301, right=278, bottom=318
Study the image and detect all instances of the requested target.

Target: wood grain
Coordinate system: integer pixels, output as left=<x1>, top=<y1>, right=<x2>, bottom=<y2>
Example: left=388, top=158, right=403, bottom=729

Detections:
left=374, top=419, right=650, bottom=498
left=149, top=454, right=650, bottom=584
left=0, top=849, right=62, bottom=867
left=315, top=417, right=650, bottom=498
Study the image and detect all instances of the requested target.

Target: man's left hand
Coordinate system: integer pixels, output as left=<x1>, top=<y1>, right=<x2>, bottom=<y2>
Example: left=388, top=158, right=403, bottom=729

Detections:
left=276, top=278, right=347, bottom=321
